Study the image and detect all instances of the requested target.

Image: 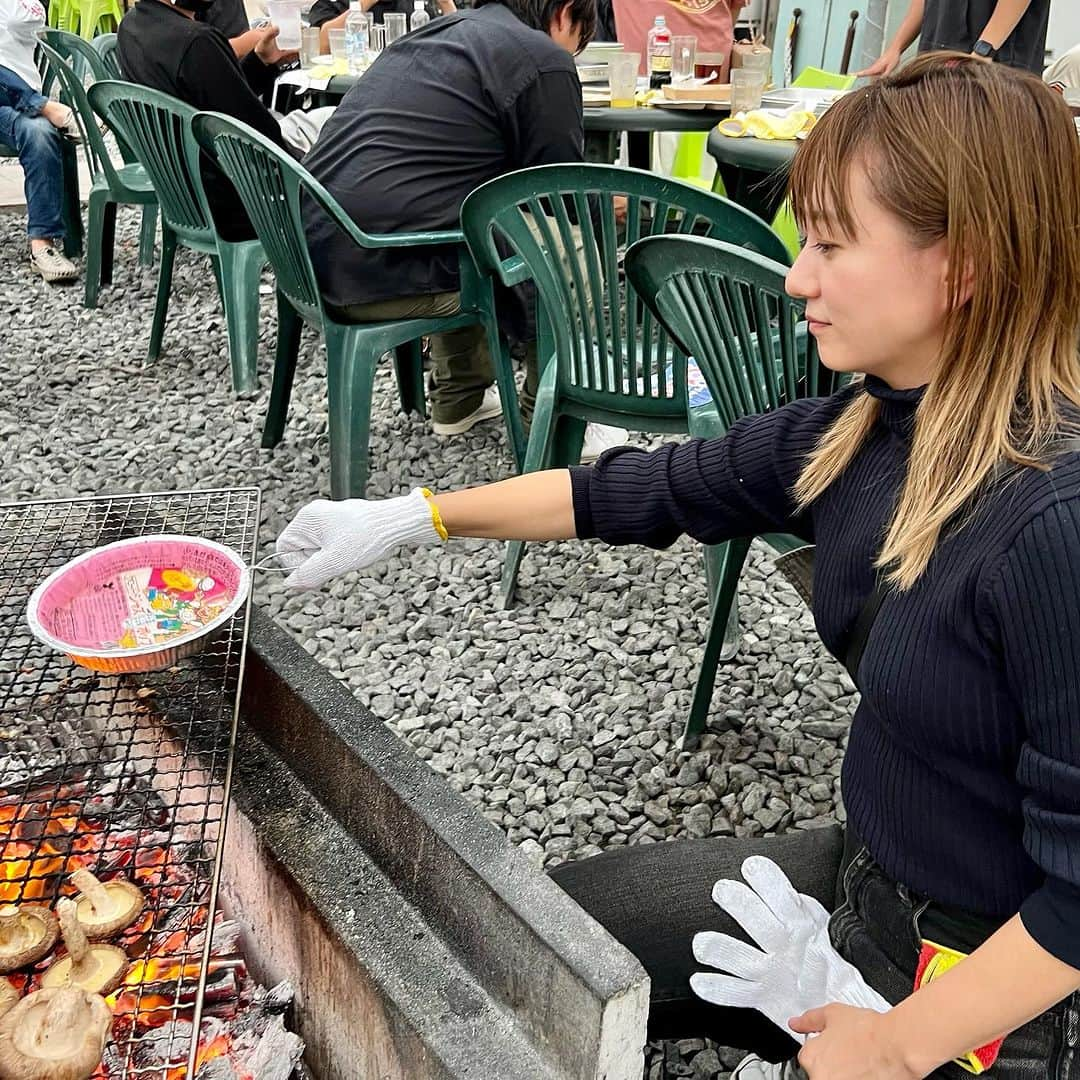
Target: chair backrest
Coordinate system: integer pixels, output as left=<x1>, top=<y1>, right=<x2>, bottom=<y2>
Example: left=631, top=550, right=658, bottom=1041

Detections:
left=461, top=162, right=790, bottom=418
left=191, top=111, right=331, bottom=326
left=37, top=38, right=123, bottom=187
left=792, top=66, right=857, bottom=90
left=40, top=27, right=109, bottom=79
left=624, top=233, right=841, bottom=430
left=92, top=32, right=122, bottom=78
left=89, top=81, right=215, bottom=244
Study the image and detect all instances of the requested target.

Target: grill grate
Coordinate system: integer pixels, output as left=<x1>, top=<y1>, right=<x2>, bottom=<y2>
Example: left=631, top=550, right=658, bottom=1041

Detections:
left=0, top=488, right=260, bottom=1079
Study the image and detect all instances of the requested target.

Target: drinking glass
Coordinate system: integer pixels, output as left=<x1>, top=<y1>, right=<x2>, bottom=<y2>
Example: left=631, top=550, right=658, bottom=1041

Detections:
left=328, top=27, right=348, bottom=63
left=671, top=35, right=696, bottom=83
left=266, top=0, right=303, bottom=49
left=607, top=52, right=639, bottom=109
left=369, top=23, right=385, bottom=53
left=300, top=25, right=321, bottom=67
left=384, top=12, right=406, bottom=43
left=730, top=68, right=765, bottom=113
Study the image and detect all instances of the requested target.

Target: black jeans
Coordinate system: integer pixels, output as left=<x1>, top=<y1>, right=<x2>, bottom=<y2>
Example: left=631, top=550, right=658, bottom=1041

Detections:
left=550, top=827, right=1080, bottom=1077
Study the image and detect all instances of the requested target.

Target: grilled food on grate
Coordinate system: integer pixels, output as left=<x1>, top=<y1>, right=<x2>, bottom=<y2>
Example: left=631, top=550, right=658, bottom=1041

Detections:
left=0, top=986, right=110, bottom=1080
left=0, top=905, right=59, bottom=974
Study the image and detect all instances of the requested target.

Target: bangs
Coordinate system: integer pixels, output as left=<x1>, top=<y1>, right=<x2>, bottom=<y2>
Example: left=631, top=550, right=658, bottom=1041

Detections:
left=787, top=89, right=876, bottom=241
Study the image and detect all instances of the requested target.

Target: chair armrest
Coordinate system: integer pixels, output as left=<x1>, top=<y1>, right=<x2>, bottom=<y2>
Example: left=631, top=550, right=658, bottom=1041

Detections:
left=362, top=228, right=466, bottom=248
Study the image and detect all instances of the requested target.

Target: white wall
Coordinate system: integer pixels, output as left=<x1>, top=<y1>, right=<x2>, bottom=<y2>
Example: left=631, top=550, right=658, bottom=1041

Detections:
left=1047, top=2, right=1080, bottom=62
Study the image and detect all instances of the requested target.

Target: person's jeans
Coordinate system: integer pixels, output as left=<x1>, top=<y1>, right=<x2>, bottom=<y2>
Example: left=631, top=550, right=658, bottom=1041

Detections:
left=0, top=66, right=65, bottom=242
left=0, top=65, right=49, bottom=115
left=550, top=827, right=1080, bottom=1078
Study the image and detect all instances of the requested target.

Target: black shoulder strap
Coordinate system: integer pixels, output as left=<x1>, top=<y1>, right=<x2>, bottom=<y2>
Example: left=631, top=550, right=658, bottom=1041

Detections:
left=843, top=577, right=887, bottom=687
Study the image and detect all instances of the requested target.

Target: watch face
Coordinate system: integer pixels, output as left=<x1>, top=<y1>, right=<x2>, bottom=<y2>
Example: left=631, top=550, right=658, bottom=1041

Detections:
left=973, top=40, right=995, bottom=58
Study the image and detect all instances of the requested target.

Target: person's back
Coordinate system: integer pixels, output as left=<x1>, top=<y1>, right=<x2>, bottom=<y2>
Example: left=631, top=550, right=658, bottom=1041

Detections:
left=303, top=3, right=584, bottom=309
left=118, top=0, right=288, bottom=239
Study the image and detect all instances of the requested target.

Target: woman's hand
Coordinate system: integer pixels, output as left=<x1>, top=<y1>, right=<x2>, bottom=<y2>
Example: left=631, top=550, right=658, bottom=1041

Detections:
left=791, top=1005, right=923, bottom=1079
left=856, top=48, right=901, bottom=77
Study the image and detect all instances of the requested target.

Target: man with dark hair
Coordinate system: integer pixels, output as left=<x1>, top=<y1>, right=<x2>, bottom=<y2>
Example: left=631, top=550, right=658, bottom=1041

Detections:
left=303, top=0, right=626, bottom=460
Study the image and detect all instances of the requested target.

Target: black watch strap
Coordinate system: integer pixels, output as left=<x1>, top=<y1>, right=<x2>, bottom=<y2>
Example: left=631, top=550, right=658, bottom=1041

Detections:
left=973, top=39, right=997, bottom=58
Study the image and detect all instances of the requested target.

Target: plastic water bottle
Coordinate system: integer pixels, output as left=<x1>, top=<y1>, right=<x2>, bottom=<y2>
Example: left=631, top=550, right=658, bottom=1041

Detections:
left=345, top=0, right=369, bottom=74
left=647, top=15, right=671, bottom=89
left=410, top=0, right=429, bottom=31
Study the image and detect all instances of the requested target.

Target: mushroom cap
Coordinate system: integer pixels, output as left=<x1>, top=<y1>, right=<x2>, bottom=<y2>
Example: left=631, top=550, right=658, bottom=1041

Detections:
left=0, top=906, right=60, bottom=975
left=40, top=945, right=127, bottom=997
left=0, top=979, right=18, bottom=1017
left=0, top=986, right=111, bottom=1080
left=72, top=879, right=144, bottom=941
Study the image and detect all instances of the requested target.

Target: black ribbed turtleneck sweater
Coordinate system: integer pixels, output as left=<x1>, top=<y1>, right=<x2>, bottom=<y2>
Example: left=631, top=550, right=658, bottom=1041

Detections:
left=570, top=376, right=1080, bottom=968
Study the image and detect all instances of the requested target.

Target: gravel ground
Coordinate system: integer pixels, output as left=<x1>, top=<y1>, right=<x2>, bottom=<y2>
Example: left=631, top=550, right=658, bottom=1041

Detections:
left=0, top=207, right=857, bottom=1079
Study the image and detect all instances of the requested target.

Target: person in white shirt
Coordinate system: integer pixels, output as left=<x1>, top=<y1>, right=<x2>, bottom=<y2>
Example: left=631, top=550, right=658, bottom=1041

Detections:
left=0, top=0, right=80, bottom=281
left=1044, top=42, right=1080, bottom=106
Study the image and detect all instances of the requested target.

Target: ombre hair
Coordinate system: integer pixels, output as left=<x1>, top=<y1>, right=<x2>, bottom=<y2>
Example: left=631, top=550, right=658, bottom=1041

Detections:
left=789, top=53, right=1080, bottom=589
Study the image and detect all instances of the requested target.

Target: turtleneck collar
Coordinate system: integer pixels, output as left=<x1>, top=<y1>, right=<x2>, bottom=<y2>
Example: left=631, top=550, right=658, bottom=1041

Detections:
left=863, top=374, right=925, bottom=437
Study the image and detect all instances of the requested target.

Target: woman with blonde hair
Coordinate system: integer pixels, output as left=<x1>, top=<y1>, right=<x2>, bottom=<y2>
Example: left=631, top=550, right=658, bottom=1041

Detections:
left=277, top=54, right=1080, bottom=1077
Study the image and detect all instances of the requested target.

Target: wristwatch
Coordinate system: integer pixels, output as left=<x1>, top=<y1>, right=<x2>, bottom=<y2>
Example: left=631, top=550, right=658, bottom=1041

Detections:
left=972, top=39, right=997, bottom=59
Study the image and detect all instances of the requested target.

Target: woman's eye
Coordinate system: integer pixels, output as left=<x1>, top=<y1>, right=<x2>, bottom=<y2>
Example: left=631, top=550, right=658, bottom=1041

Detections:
left=813, top=242, right=836, bottom=255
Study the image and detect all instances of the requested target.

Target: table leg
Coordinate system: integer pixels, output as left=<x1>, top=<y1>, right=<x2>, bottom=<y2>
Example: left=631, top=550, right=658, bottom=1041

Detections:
left=584, top=130, right=618, bottom=163
left=627, top=130, right=651, bottom=170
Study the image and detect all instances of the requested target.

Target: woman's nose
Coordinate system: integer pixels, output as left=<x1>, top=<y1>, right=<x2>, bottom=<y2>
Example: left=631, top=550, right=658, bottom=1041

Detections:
left=785, top=247, right=817, bottom=300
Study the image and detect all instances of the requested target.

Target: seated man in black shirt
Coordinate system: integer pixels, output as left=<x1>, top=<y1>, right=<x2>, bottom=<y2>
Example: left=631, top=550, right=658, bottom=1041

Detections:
left=119, top=0, right=293, bottom=240
left=310, top=0, right=456, bottom=53
left=303, top=0, right=626, bottom=459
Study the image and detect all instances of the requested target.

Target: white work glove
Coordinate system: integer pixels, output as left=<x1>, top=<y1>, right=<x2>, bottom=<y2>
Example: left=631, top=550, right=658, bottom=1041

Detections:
left=276, top=489, right=445, bottom=591
left=690, top=856, right=891, bottom=1043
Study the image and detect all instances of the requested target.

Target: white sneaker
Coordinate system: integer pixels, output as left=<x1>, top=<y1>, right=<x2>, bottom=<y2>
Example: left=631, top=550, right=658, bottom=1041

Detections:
left=30, top=244, right=78, bottom=284
left=580, top=422, right=628, bottom=464
left=732, top=1054, right=788, bottom=1079
left=432, top=385, right=502, bottom=436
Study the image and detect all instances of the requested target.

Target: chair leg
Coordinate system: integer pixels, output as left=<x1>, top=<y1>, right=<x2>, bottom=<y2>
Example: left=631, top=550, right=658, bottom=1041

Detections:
left=99, top=200, right=116, bottom=288
left=83, top=191, right=106, bottom=309
left=59, top=141, right=82, bottom=259
left=148, top=227, right=177, bottom=361
left=138, top=204, right=157, bottom=267
left=216, top=242, right=264, bottom=396
left=705, top=542, right=742, bottom=661
left=262, top=292, right=303, bottom=449
left=392, top=339, right=426, bottom=417
left=498, top=388, right=559, bottom=610
left=326, top=325, right=379, bottom=499
left=683, top=537, right=751, bottom=750
left=549, top=414, right=587, bottom=468
left=486, top=315, right=526, bottom=470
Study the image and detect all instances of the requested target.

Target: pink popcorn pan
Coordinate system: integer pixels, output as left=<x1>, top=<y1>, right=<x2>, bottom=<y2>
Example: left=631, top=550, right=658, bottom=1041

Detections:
left=26, top=535, right=252, bottom=674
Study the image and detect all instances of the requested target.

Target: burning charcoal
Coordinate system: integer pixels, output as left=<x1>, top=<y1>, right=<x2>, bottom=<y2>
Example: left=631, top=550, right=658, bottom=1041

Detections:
left=69, top=869, right=145, bottom=940
left=41, top=899, right=128, bottom=995
left=0, top=904, right=59, bottom=973
left=194, top=1059, right=240, bottom=1079
left=257, top=980, right=294, bottom=1016
left=234, top=1016, right=305, bottom=1080
left=0, top=987, right=111, bottom=1080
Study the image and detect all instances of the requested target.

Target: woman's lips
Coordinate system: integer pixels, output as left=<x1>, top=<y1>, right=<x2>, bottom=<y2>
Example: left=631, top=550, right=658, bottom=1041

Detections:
left=807, top=318, right=831, bottom=334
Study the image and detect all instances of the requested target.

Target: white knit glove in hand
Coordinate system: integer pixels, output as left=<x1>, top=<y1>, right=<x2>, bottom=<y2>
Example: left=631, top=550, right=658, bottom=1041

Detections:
left=276, top=488, right=444, bottom=591
left=690, top=856, right=891, bottom=1043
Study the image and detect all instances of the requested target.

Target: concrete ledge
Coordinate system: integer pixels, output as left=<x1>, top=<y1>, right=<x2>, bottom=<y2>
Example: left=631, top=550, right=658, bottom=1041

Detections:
left=235, top=606, right=649, bottom=1080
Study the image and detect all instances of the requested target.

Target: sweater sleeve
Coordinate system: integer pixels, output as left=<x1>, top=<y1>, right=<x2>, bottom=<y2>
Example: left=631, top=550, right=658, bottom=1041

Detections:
left=989, top=499, right=1080, bottom=969
left=570, top=395, right=839, bottom=548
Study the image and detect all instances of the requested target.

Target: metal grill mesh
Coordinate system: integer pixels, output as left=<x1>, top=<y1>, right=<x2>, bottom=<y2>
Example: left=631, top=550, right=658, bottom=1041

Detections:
left=0, top=488, right=259, bottom=1078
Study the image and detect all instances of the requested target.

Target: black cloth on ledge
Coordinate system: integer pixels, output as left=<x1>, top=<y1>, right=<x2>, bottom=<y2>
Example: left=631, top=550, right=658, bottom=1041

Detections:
left=302, top=2, right=583, bottom=310
left=307, top=0, right=440, bottom=28
left=117, top=0, right=286, bottom=240
left=570, top=376, right=1080, bottom=969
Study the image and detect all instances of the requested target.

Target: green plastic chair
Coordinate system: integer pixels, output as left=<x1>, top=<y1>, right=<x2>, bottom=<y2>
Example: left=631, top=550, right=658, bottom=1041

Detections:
left=625, top=233, right=842, bottom=748
left=47, top=0, right=79, bottom=33
left=76, top=0, right=122, bottom=39
left=192, top=110, right=503, bottom=499
left=88, top=82, right=265, bottom=395
left=460, top=162, right=790, bottom=609
left=39, top=32, right=157, bottom=290
left=792, top=66, right=857, bottom=91
left=92, top=32, right=122, bottom=79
